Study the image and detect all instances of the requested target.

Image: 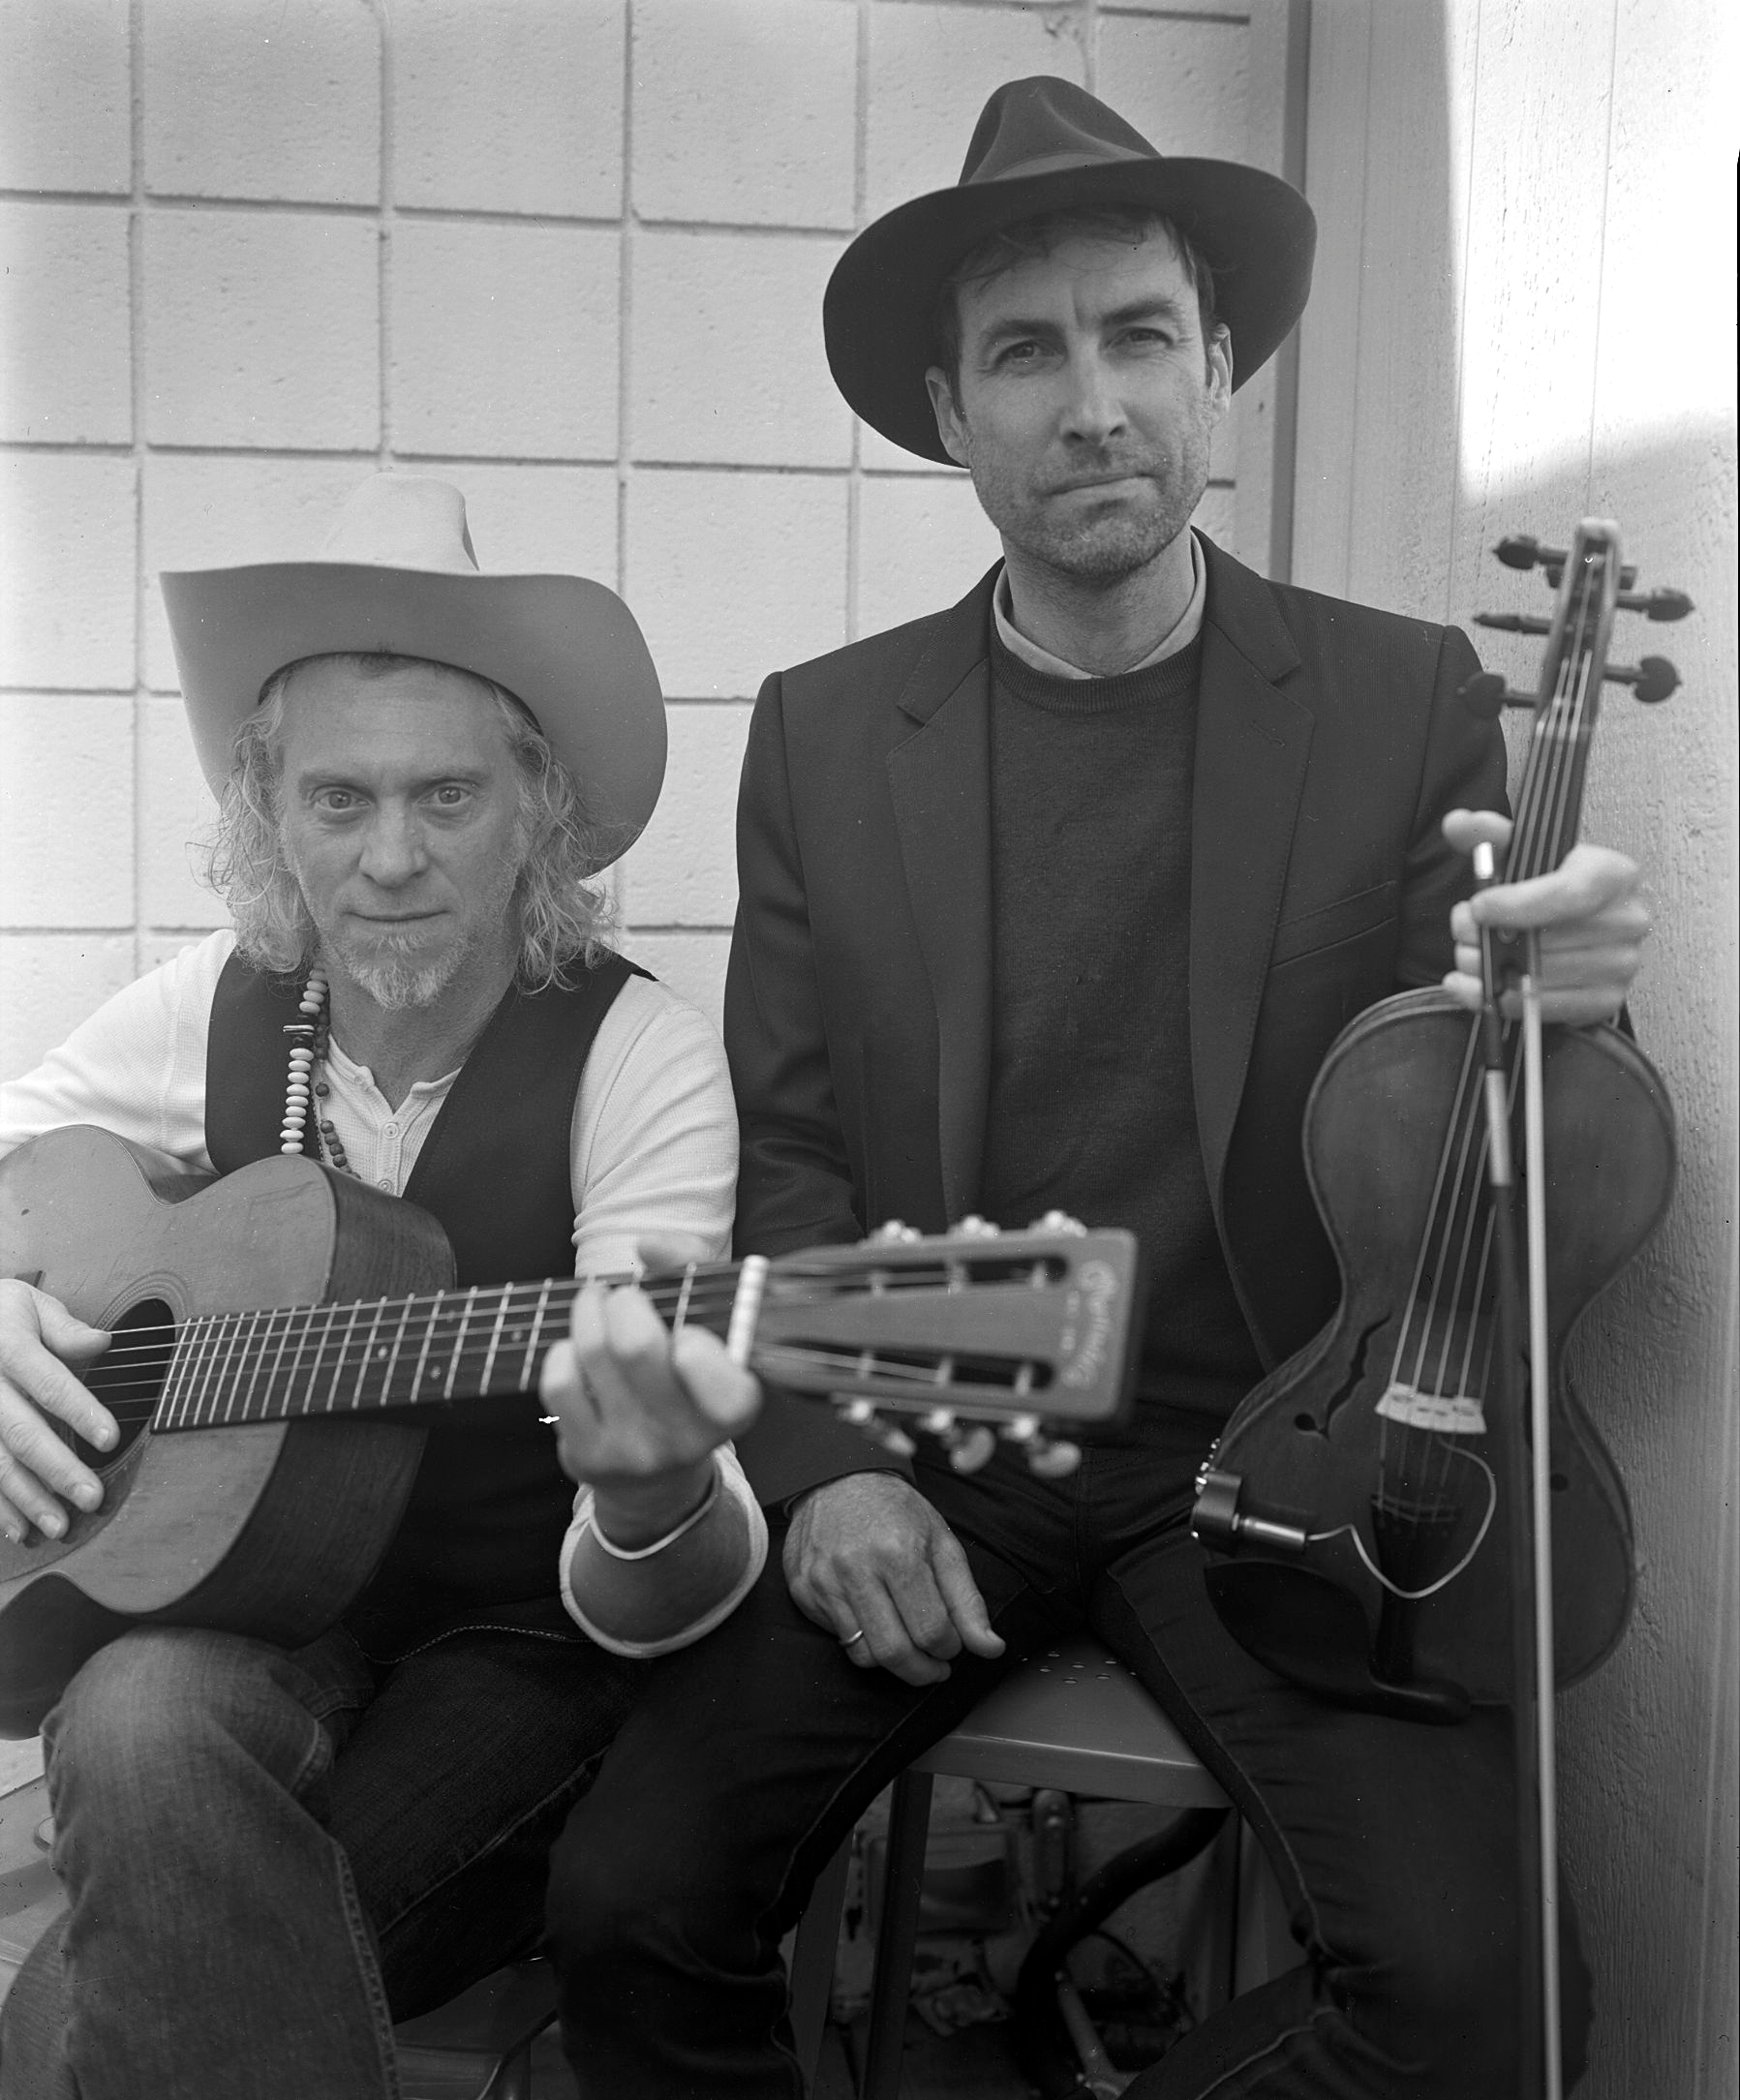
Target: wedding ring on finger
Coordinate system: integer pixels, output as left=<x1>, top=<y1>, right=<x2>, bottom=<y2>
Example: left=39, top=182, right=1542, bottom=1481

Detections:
left=839, top=1628, right=866, bottom=1650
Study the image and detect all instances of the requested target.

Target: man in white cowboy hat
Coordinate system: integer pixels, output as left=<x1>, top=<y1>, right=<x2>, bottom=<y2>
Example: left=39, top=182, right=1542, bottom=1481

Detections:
left=0, top=473, right=765, bottom=2097
left=549, top=79, right=1647, bottom=2094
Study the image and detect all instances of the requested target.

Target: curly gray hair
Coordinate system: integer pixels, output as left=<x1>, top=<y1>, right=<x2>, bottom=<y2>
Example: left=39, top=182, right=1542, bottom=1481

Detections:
left=201, top=653, right=620, bottom=989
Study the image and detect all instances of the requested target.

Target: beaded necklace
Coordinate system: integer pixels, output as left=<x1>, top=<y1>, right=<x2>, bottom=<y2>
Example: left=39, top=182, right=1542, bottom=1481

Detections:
left=279, top=969, right=354, bottom=1175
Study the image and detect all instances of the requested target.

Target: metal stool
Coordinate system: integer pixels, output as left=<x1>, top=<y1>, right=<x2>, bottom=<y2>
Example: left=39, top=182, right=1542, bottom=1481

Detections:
left=395, top=1961, right=558, bottom=2100
left=829, top=1640, right=1290, bottom=2100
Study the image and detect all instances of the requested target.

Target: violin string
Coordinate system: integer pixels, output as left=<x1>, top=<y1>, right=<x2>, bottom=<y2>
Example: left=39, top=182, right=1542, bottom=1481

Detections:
left=1377, top=539, right=1605, bottom=1538
left=1383, top=1022, right=1487, bottom=1510
left=1310, top=1446, right=1498, bottom=1599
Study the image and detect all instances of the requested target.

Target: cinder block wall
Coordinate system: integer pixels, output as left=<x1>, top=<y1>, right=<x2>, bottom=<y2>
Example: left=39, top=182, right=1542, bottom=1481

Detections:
left=1, top=0, right=1275, bottom=1074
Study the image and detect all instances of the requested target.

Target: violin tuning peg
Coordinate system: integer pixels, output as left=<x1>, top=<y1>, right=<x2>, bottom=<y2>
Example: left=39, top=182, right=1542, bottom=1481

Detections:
left=1458, top=672, right=1534, bottom=720
left=1604, top=656, right=1679, bottom=705
left=1472, top=611, right=1551, bottom=636
left=1494, top=533, right=1546, bottom=570
left=1030, top=1210, right=1087, bottom=1235
left=1615, top=586, right=1694, bottom=623
left=945, top=1425, right=998, bottom=1475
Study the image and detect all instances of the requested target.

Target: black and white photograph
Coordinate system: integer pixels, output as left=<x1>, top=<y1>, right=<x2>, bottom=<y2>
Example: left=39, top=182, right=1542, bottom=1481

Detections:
left=0, top=4, right=1733, bottom=2096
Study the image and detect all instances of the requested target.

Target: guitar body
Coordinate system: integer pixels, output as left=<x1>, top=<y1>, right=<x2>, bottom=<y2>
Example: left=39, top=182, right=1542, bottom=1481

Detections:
left=0, top=1129, right=452, bottom=1736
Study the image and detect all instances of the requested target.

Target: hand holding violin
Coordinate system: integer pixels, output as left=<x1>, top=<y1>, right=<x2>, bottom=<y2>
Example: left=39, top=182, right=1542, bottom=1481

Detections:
left=1440, top=808, right=1650, bottom=1024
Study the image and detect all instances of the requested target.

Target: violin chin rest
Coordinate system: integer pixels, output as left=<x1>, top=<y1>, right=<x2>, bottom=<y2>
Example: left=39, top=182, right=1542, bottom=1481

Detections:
left=1204, top=1561, right=1472, bottom=1727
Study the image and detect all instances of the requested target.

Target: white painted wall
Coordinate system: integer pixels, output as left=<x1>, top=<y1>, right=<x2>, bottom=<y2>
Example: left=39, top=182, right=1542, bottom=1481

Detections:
left=1295, top=5, right=1738, bottom=2094
left=0, top=0, right=1281, bottom=1074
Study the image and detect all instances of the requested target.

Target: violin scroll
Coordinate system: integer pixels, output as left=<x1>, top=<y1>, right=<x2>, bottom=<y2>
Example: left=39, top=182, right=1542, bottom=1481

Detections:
left=1462, top=536, right=1691, bottom=719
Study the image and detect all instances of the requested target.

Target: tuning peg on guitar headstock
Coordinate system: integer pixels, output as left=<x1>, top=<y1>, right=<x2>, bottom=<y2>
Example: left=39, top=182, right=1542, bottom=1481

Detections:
left=952, top=1214, right=1002, bottom=1237
left=835, top=1396, right=915, bottom=1458
left=997, top=1411, right=1082, bottom=1477
left=931, top=1416, right=998, bottom=1474
left=1603, top=655, right=1680, bottom=705
left=869, top=1219, right=924, bottom=1244
left=1027, top=1210, right=1087, bottom=1236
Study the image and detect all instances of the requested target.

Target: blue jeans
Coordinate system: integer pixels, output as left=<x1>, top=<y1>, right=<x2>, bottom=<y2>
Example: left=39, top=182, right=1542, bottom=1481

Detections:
left=0, top=1614, right=643, bottom=2100
left=552, top=1407, right=1593, bottom=2098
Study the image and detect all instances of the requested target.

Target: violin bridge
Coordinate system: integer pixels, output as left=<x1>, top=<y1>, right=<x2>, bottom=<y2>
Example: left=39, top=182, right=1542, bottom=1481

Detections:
left=1375, top=1384, right=1486, bottom=1436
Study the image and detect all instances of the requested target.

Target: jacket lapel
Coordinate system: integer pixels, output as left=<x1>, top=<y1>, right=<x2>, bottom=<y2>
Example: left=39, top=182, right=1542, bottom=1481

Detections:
left=886, top=569, right=999, bottom=1226
left=1190, top=540, right=1314, bottom=1214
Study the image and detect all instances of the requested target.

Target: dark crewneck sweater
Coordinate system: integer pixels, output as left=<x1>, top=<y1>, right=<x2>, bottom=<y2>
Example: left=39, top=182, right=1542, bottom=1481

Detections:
left=981, top=628, right=1262, bottom=1417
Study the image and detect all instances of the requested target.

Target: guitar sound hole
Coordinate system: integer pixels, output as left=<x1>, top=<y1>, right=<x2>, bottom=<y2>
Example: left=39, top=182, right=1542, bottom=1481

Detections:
left=67, top=1297, right=175, bottom=1470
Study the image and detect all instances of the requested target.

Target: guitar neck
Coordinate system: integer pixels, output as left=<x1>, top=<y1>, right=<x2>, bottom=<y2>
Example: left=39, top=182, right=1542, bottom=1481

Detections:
left=156, top=1267, right=743, bottom=1431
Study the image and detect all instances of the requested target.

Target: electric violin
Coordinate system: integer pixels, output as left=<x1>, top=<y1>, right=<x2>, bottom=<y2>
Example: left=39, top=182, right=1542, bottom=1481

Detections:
left=1191, top=519, right=1692, bottom=2098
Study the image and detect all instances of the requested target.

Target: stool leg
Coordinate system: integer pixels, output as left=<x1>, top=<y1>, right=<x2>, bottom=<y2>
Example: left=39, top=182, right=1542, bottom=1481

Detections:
left=488, top=2038, right=533, bottom=2100
left=861, top=1770, right=933, bottom=2100
left=788, top=1835, right=852, bottom=2089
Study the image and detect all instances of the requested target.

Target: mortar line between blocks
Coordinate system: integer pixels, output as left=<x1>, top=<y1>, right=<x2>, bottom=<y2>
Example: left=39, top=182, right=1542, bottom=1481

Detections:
left=129, top=0, right=147, bottom=981
left=375, top=0, right=394, bottom=468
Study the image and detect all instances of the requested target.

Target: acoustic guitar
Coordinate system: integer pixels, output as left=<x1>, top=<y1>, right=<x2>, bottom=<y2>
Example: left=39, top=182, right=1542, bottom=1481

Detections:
left=0, top=1124, right=1139, bottom=1737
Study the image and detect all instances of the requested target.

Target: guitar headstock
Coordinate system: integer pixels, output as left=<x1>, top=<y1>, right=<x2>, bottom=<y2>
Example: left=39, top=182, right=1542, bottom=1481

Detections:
left=752, top=1214, right=1141, bottom=1476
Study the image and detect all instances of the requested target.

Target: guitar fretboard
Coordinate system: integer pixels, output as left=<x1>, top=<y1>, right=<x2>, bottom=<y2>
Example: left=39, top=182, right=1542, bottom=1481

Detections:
left=154, top=1271, right=739, bottom=1431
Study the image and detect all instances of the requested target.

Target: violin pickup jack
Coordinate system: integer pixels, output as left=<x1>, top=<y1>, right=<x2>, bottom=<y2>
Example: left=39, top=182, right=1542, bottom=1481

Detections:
left=1191, top=1468, right=1309, bottom=1555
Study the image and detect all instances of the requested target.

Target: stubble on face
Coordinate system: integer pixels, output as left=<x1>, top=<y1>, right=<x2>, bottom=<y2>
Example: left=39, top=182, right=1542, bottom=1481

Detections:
left=937, top=230, right=1228, bottom=593
left=290, top=835, right=526, bottom=1012
left=273, top=656, right=532, bottom=1019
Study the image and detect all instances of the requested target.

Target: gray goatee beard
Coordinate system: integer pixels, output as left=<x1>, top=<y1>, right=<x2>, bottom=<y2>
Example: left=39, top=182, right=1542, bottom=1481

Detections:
left=342, top=953, right=461, bottom=1011
left=315, top=920, right=471, bottom=1013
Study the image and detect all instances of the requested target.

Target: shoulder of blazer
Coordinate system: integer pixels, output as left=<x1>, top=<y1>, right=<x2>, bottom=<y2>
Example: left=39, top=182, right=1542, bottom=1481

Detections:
left=775, top=565, right=999, bottom=728
left=1200, top=533, right=1467, bottom=701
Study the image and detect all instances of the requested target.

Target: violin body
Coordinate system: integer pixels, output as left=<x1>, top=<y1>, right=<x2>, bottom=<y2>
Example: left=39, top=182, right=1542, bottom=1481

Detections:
left=1197, top=988, right=1674, bottom=1717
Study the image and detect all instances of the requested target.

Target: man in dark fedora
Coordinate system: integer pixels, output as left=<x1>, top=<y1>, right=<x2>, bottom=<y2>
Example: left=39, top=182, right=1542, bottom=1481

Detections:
left=553, top=80, right=1645, bottom=2093
left=0, top=473, right=767, bottom=2097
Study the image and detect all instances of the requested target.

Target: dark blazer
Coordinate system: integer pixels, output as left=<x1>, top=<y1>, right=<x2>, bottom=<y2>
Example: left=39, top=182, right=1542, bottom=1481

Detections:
left=725, top=537, right=1506, bottom=1503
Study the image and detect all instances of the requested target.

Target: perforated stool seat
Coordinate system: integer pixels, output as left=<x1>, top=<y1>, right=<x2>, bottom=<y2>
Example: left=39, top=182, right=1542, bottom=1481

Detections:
left=912, top=1642, right=1227, bottom=1803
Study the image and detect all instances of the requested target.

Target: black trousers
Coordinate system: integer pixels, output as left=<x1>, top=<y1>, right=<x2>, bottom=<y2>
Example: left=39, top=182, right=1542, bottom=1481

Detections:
left=549, top=1406, right=1591, bottom=2098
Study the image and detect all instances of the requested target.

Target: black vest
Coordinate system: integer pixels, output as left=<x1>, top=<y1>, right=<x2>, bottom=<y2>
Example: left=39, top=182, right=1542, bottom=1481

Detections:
left=206, top=948, right=640, bottom=1641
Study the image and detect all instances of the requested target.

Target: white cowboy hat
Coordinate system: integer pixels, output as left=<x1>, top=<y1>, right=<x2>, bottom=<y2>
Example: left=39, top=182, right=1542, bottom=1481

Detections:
left=161, top=474, right=667, bottom=862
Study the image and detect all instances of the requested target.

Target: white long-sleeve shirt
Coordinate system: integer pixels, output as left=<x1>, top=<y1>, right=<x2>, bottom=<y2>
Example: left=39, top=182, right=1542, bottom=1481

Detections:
left=0, top=931, right=766, bottom=1655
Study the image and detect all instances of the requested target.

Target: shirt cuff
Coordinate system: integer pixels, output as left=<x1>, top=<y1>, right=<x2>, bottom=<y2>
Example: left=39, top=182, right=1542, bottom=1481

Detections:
left=559, top=1450, right=768, bottom=1658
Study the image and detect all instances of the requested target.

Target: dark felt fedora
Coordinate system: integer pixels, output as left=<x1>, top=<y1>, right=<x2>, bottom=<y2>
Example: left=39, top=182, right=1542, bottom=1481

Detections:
left=824, top=76, right=1317, bottom=465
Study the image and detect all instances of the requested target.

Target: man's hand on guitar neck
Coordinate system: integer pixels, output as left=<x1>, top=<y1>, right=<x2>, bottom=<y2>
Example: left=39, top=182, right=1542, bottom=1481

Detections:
left=0, top=1280, right=117, bottom=1544
left=541, top=1237, right=761, bottom=1549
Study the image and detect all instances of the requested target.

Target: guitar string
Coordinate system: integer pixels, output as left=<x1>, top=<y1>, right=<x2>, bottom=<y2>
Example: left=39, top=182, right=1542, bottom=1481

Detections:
left=77, top=1251, right=1072, bottom=1372
left=75, top=1266, right=1052, bottom=1373
left=70, top=1261, right=1078, bottom=1428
